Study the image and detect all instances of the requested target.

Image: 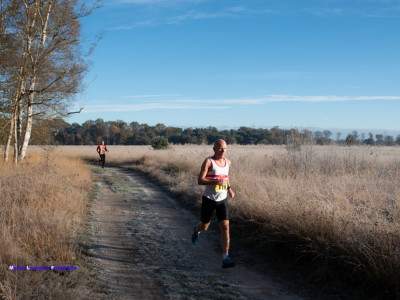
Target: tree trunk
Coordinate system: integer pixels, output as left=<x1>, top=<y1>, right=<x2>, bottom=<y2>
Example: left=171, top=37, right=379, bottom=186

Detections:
left=19, top=94, right=33, bottom=161
left=19, top=1, right=53, bottom=160
left=4, top=111, right=15, bottom=162
left=13, top=109, right=18, bottom=166
left=17, top=101, right=23, bottom=154
left=2, top=0, right=97, bottom=164
left=19, top=0, right=52, bottom=161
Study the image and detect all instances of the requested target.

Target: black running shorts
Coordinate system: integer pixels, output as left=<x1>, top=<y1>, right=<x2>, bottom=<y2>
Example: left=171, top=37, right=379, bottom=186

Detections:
left=201, top=195, right=229, bottom=223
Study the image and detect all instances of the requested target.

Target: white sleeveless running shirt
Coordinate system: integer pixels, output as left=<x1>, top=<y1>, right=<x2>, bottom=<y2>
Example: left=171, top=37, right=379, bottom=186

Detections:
left=202, top=157, right=229, bottom=202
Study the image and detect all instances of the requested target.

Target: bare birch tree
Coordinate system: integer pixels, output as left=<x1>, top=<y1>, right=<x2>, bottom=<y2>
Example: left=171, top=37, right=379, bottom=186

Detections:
left=0, top=0, right=100, bottom=164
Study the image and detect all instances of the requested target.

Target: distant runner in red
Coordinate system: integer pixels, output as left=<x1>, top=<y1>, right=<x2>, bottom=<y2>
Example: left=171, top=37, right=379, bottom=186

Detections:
left=97, top=140, right=108, bottom=168
left=192, top=139, right=236, bottom=268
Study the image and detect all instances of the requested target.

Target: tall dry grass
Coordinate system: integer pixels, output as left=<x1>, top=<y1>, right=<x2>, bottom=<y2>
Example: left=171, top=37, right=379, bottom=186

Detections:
left=0, top=148, right=93, bottom=299
left=32, top=144, right=400, bottom=294
left=73, top=143, right=400, bottom=294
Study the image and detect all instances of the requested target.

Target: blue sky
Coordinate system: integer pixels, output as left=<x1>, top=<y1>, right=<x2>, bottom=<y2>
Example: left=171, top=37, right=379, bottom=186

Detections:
left=69, top=0, right=400, bottom=132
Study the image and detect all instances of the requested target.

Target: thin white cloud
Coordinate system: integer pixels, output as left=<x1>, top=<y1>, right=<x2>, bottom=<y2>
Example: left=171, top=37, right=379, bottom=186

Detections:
left=111, top=0, right=188, bottom=4
left=108, top=20, right=157, bottom=30
left=220, top=71, right=316, bottom=80
left=166, top=10, right=225, bottom=24
left=84, top=103, right=227, bottom=113
left=82, top=94, right=400, bottom=113
left=105, top=0, right=400, bottom=30
left=107, top=0, right=206, bottom=5
left=262, top=95, right=400, bottom=102
left=124, top=94, right=181, bottom=99
left=109, top=25, right=135, bottom=30
left=227, top=6, right=247, bottom=13
left=213, top=95, right=400, bottom=103
left=104, top=2, right=268, bottom=30
left=170, top=95, right=400, bottom=104
left=301, top=7, right=346, bottom=17
left=117, top=0, right=156, bottom=3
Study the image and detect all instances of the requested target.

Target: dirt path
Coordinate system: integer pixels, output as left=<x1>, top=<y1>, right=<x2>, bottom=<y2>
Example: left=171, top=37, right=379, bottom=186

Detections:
left=88, top=166, right=304, bottom=299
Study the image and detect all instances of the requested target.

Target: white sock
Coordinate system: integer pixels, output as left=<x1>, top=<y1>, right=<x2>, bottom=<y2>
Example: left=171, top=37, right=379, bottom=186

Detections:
left=222, top=253, right=229, bottom=260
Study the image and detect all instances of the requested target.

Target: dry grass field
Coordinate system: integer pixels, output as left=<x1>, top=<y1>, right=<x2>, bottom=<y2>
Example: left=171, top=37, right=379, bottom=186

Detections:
left=0, top=148, right=93, bottom=299
left=63, top=143, right=400, bottom=295
left=1, top=144, right=400, bottom=297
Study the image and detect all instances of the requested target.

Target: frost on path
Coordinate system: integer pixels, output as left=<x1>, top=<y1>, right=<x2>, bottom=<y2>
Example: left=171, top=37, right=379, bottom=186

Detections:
left=89, top=166, right=302, bottom=300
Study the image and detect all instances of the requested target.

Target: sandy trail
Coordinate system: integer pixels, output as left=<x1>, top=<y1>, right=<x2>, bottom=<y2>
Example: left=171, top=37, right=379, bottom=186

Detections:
left=88, top=166, right=304, bottom=299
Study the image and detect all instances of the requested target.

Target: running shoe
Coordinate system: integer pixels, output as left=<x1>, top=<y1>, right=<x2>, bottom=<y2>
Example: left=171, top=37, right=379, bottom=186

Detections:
left=192, top=225, right=199, bottom=245
left=222, top=257, right=235, bottom=268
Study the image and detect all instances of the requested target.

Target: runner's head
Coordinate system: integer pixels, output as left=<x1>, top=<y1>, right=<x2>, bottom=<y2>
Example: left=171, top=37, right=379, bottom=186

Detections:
left=213, top=139, right=227, bottom=159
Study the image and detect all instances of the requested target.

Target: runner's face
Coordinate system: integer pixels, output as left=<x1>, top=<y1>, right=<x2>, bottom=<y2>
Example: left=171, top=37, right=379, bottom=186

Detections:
left=213, top=142, right=227, bottom=159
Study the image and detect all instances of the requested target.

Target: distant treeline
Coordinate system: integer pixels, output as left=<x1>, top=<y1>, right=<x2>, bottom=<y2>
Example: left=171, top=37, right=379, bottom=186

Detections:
left=6, top=118, right=400, bottom=146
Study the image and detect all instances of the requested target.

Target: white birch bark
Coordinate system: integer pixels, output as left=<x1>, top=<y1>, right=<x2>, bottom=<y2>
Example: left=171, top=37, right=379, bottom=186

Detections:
left=4, top=76, right=25, bottom=162
left=4, top=109, right=14, bottom=162
left=19, top=0, right=53, bottom=161
left=3, top=0, right=97, bottom=163
left=19, top=85, right=34, bottom=161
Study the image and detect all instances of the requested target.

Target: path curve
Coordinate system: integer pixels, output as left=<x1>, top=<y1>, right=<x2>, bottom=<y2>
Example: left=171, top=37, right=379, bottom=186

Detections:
left=88, top=166, right=304, bottom=299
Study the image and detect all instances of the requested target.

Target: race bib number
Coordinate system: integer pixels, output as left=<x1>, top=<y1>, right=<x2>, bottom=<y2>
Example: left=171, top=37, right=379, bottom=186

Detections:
left=215, top=184, right=228, bottom=192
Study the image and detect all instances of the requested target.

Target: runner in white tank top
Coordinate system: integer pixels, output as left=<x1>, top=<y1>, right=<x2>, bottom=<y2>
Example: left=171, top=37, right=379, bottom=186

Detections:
left=202, top=156, right=229, bottom=201
left=192, top=139, right=236, bottom=268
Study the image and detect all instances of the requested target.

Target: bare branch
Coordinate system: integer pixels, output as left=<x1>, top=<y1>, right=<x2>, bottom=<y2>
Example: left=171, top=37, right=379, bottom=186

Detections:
left=66, top=105, right=84, bottom=115
left=1, top=0, right=101, bottom=162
